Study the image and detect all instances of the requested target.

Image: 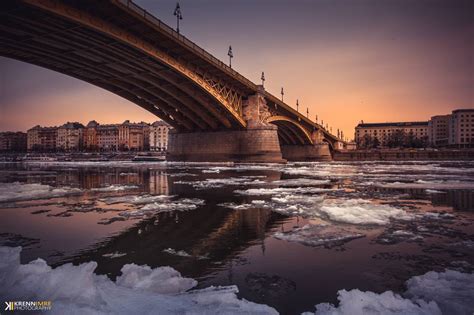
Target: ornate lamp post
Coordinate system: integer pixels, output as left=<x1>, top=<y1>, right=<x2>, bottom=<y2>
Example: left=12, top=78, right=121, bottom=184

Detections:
left=306, top=107, right=309, bottom=118
left=228, top=46, right=233, bottom=68
left=281, top=87, right=284, bottom=102
left=296, top=99, right=299, bottom=112
left=173, top=3, right=183, bottom=33
left=261, top=72, right=265, bottom=87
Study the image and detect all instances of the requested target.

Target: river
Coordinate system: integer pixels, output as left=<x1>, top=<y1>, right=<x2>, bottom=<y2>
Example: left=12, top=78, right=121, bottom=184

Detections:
left=0, top=160, right=473, bottom=314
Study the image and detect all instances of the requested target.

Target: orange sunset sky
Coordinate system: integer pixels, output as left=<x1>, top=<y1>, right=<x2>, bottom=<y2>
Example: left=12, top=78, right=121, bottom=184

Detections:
left=0, top=0, right=472, bottom=139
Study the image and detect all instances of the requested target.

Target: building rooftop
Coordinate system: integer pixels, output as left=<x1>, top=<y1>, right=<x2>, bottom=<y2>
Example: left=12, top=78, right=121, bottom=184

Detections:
left=356, top=121, right=428, bottom=128
left=151, top=120, right=170, bottom=127
left=452, top=109, right=474, bottom=113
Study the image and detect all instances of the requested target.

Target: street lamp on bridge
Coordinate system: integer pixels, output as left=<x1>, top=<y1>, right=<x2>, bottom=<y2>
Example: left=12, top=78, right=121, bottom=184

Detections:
left=261, top=72, right=265, bottom=87
left=281, top=87, right=284, bottom=102
left=296, top=99, right=299, bottom=112
left=306, top=107, right=309, bottom=118
left=315, top=115, right=318, bottom=123
left=173, top=3, right=183, bottom=34
left=228, top=46, right=233, bottom=68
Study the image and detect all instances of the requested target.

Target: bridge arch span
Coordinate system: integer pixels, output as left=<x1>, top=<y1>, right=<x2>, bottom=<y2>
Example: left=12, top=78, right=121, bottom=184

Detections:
left=0, top=0, right=248, bottom=132
left=266, top=116, right=313, bottom=146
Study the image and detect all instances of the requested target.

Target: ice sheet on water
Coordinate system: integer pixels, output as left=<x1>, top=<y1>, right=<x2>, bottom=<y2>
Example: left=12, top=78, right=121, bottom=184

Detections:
left=272, top=178, right=331, bottom=187
left=0, top=246, right=277, bottom=315
left=91, top=185, right=139, bottom=192
left=319, top=199, right=412, bottom=225
left=0, top=182, right=81, bottom=202
left=163, top=248, right=210, bottom=260
left=116, top=198, right=205, bottom=219
left=377, top=179, right=474, bottom=190
left=175, top=177, right=266, bottom=189
left=405, top=270, right=474, bottom=315
left=102, top=252, right=127, bottom=259
left=100, top=194, right=174, bottom=205
left=274, top=224, right=365, bottom=247
left=227, top=192, right=411, bottom=225
left=305, top=269, right=474, bottom=315
left=235, top=187, right=338, bottom=196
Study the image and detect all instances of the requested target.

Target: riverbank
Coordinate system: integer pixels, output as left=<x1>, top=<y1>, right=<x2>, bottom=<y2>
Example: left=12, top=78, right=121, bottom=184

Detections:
left=0, top=151, right=165, bottom=162
left=334, top=148, right=474, bottom=161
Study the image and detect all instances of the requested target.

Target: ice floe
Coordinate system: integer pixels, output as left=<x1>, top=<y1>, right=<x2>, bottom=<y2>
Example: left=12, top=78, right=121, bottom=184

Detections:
left=306, top=269, right=474, bottom=315
left=102, top=252, right=127, bottom=259
left=0, top=182, right=82, bottom=202
left=100, top=194, right=174, bottom=205
left=116, top=198, right=205, bottom=219
left=223, top=194, right=411, bottom=225
left=175, top=177, right=266, bottom=189
left=319, top=199, right=412, bottom=225
left=0, top=246, right=277, bottom=314
left=274, top=224, right=365, bottom=247
left=163, top=248, right=210, bottom=260
left=91, top=185, right=139, bottom=192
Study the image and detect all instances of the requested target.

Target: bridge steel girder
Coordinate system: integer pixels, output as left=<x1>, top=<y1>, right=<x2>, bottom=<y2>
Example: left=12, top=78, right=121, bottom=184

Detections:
left=2, top=0, right=247, bottom=129
left=266, top=116, right=314, bottom=146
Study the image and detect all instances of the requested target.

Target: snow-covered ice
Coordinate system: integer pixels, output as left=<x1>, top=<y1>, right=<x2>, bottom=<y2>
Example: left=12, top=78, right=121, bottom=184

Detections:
left=91, top=185, right=139, bottom=192
left=274, top=224, right=365, bottom=247
left=305, top=270, right=474, bottom=315
left=0, top=182, right=82, bottom=202
left=319, top=199, right=413, bottom=225
left=0, top=246, right=277, bottom=315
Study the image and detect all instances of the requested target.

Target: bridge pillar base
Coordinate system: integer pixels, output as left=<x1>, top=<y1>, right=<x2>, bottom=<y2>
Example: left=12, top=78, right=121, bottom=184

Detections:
left=281, top=143, right=332, bottom=161
left=167, top=125, right=285, bottom=163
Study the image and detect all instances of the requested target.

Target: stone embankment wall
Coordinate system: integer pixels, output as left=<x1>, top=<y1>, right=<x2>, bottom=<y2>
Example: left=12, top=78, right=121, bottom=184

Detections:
left=334, top=149, right=474, bottom=161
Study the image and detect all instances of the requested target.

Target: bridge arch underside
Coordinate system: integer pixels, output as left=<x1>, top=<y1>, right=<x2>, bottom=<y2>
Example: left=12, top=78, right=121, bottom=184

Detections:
left=0, top=1, right=246, bottom=132
left=267, top=118, right=313, bottom=146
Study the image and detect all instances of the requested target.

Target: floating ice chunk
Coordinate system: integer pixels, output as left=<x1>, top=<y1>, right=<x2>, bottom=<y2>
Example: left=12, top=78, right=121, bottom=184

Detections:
left=0, top=246, right=278, bottom=315
left=405, top=270, right=474, bottom=315
left=308, top=289, right=441, bottom=315
left=235, top=187, right=336, bottom=196
left=274, top=224, right=364, bottom=247
left=202, top=168, right=221, bottom=173
left=0, top=182, right=81, bottom=202
left=319, top=199, right=412, bottom=225
left=102, top=252, right=127, bottom=259
left=272, top=178, right=331, bottom=187
left=176, top=177, right=265, bottom=189
left=163, top=248, right=210, bottom=260
left=422, top=212, right=454, bottom=220
left=91, top=185, right=139, bottom=192
left=425, top=189, right=445, bottom=194
left=100, top=194, right=173, bottom=205
left=306, top=269, right=474, bottom=315
left=377, top=180, right=474, bottom=190
left=163, top=248, right=192, bottom=258
left=218, top=202, right=255, bottom=210
left=116, top=263, right=197, bottom=294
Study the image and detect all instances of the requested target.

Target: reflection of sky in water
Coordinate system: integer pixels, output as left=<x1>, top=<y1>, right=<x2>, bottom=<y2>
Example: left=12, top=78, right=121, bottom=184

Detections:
left=0, top=161, right=473, bottom=314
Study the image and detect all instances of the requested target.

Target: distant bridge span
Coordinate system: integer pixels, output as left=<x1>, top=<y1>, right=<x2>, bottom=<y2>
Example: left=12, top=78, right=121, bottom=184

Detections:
left=0, top=0, right=346, bottom=161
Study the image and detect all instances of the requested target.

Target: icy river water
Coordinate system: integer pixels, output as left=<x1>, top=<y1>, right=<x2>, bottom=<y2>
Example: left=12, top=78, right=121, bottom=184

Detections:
left=0, top=160, right=473, bottom=314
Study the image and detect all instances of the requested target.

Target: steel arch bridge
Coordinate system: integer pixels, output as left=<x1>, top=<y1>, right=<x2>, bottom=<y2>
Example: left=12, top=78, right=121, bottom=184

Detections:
left=0, top=0, right=346, bottom=161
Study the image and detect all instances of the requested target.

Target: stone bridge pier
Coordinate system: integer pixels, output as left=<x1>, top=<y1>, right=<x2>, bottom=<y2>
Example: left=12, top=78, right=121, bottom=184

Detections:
left=280, top=129, right=332, bottom=161
left=167, top=87, right=285, bottom=163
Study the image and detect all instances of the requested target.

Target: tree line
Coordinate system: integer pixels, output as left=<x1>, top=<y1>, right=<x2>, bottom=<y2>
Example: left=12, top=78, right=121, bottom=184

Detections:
left=357, top=130, right=428, bottom=149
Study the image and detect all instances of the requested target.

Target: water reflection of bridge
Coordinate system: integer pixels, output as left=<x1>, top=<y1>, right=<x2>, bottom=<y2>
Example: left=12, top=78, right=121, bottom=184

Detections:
left=60, top=205, right=287, bottom=280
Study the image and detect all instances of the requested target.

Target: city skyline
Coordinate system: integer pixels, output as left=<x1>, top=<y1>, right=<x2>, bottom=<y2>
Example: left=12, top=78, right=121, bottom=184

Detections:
left=0, top=0, right=472, bottom=138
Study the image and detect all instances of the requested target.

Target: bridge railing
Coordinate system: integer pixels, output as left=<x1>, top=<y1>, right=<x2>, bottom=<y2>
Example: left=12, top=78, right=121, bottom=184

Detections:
left=116, top=0, right=256, bottom=90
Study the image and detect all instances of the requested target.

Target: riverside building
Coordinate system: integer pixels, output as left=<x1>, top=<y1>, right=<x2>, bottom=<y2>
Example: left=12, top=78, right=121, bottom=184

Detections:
left=149, top=121, right=171, bottom=152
